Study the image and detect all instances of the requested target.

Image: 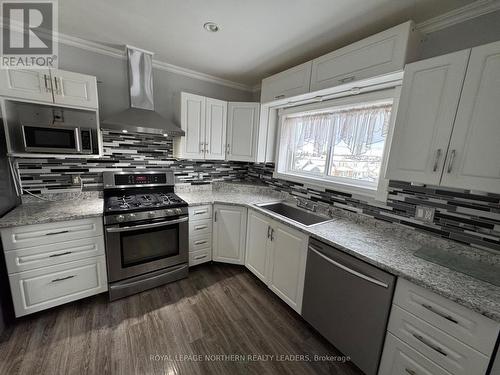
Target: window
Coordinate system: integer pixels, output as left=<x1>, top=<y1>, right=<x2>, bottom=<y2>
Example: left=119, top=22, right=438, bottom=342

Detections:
left=276, top=91, right=395, bottom=196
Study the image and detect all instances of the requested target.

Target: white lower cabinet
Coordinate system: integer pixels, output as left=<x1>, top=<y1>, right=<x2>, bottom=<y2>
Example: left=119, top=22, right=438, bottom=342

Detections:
left=379, top=278, right=500, bottom=375
left=245, top=209, right=308, bottom=313
left=212, top=204, right=247, bottom=264
left=0, top=218, right=108, bottom=317
left=9, top=256, right=107, bottom=317
left=188, top=205, right=212, bottom=266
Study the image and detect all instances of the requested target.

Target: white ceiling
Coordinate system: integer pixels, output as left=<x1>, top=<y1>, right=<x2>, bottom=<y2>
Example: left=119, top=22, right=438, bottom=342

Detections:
left=59, top=0, right=476, bottom=86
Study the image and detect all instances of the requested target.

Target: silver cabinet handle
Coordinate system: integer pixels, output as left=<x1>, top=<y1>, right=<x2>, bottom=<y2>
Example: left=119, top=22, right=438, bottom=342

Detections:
left=339, top=75, right=355, bottom=83
left=214, top=211, right=217, bottom=222
left=194, top=240, right=207, bottom=245
left=309, top=246, right=389, bottom=288
left=274, top=94, right=285, bottom=99
left=194, top=224, right=207, bottom=230
left=46, top=230, right=69, bottom=236
left=226, top=143, right=230, bottom=154
left=194, top=254, right=208, bottom=260
left=53, top=76, right=60, bottom=95
left=267, top=225, right=271, bottom=239
left=200, top=142, right=204, bottom=152
left=421, top=303, right=458, bottom=324
left=412, top=333, right=448, bottom=356
left=446, top=149, right=456, bottom=173
left=405, top=369, right=417, bottom=375
left=270, top=228, right=274, bottom=241
left=193, top=209, right=207, bottom=215
left=106, top=217, right=188, bottom=233
left=49, top=251, right=72, bottom=258
left=51, top=275, right=75, bottom=282
left=433, top=149, right=442, bottom=172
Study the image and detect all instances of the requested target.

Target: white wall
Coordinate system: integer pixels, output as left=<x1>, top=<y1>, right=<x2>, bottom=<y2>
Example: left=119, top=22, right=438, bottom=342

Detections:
left=57, top=44, right=254, bottom=126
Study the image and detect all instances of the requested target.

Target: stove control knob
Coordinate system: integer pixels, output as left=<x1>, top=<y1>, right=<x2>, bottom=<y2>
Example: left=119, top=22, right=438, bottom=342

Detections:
left=116, top=214, right=125, bottom=222
left=128, top=213, right=136, bottom=219
left=148, top=211, right=155, bottom=218
left=175, top=208, right=182, bottom=215
left=166, top=209, right=174, bottom=216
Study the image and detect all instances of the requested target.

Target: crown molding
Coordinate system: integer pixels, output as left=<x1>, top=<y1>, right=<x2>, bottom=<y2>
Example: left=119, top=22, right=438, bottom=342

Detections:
left=56, top=32, right=255, bottom=92
left=416, top=0, right=500, bottom=34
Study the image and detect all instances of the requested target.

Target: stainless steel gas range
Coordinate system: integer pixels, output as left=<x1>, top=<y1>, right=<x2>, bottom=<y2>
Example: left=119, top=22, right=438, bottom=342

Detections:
left=102, top=170, right=188, bottom=300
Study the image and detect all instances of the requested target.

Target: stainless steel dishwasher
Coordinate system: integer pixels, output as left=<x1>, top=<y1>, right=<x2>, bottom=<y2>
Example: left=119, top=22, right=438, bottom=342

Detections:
left=302, top=238, right=395, bottom=375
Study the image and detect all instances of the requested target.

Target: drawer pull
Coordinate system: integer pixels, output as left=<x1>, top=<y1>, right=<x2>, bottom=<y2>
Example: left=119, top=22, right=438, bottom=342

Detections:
left=194, top=255, right=207, bottom=260
left=193, top=210, right=207, bottom=215
left=274, top=94, right=285, bottom=99
left=412, top=333, right=447, bottom=356
left=422, top=303, right=458, bottom=324
left=49, top=251, right=73, bottom=258
left=194, top=240, right=207, bottom=245
left=339, top=75, right=355, bottom=83
left=51, top=275, right=75, bottom=283
left=405, top=369, right=417, bottom=375
left=46, top=230, right=70, bottom=236
left=194, top=225, right=207, bottom=230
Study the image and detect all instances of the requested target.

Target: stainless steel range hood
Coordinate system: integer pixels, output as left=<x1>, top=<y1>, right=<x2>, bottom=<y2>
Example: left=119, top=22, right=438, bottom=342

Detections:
left=102, top=46, right=185, bottom=136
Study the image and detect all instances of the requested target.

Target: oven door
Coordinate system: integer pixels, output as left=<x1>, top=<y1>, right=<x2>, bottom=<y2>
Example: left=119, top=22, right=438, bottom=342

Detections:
left=22, top=125, right=81, bottom=153
left=105, top=216, right=188, bottom=282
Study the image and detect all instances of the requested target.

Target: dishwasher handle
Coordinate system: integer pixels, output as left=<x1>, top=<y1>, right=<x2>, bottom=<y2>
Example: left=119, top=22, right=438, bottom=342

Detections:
left=308, top=245, right=389, bottom=288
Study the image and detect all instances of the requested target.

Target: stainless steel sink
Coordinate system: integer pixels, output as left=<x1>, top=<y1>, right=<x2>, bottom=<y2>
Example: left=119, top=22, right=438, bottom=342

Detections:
left=256, top=202, right=333, bottom=227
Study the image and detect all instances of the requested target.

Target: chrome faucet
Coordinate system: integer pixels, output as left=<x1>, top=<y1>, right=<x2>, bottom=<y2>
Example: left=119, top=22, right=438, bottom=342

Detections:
left=294, top=197, right=317, bottom=212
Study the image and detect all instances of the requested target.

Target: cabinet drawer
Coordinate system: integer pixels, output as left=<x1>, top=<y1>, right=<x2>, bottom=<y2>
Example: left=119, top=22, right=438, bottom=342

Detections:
left=394, top=279, right=499, bottom=356
left=4, top=236, right=105, bottom=273
left=388, top=305, right=490, bottom=375
left=188, top=205, right=212, bottom=221
left=189, top=234, right=212, bottom=252
left=379, top=333, right=452, bottom=375
left=1, top=218, right=103, bottom=250
left=189, top=249, right=211, bottom=266
left=9, top=256, right=108, bottom=317
left=189, top=220, right=212, bottom=237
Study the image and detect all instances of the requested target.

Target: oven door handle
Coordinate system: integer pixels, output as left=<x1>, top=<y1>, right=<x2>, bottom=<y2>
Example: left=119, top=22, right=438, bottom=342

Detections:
left=106, top=217, right=188, bottom=233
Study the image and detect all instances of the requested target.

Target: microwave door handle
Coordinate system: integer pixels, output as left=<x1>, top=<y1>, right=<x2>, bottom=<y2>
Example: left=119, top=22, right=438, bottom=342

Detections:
left=106, top=217, right=188, bottom=233
left=74, top=128, right=81, bottom=152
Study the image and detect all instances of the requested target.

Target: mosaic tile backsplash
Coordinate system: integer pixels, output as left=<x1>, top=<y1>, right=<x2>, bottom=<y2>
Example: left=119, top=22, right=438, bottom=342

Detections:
left=15, top=130, right=249, bottom=193
left=14, top=131, right=500, bottom=252
left=247, top=163, right=500, bottom=252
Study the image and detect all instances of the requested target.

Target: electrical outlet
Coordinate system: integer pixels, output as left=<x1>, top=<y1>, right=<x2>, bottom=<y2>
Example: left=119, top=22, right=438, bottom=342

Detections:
left=72, top=175, right=81, bottom=185
left=415, top=206, right=435, bottom=223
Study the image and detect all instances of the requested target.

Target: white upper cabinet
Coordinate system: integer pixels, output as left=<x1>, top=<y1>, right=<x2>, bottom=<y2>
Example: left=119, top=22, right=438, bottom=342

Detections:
left=212, top=204, right=247, bottom=265
left=0, top=68, right=98, bottom=109
left=386, top=50, right=470, bottom=185
left=50, top=69, right=98, bottom=109
left=440, top=41, right=500, bottom=193
left=310, top=21, right=417, bottom=92
left=205, top=97, right=227, bottom=160
left=226, top=102, right=260, bottom=162
left=260, top=61, right=312, bottom=103
left=0, top=69, right=53, bottom=102
left=176, top=92, right=207, bottom=160
left=255, top=105, right=278, bottom=163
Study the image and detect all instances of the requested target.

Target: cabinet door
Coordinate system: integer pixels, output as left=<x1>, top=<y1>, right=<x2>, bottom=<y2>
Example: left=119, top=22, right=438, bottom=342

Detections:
left=385, top=50, right=470, bottom=185
left=245, top=210, right=272, bottom=283
left=226, top=102, right=259, bottom=162
left=0, top=69, right=53, bottom=102
left=268, top=222, right=308, bottom=313
left=256, top=105, right=278, bottom=163
left=260, top=61, right=312, bottom=103
left=212, top=205, right=247, bottom=265
left=205, top=98, right=227, bottom=160
left=310, top=21, right=414, bottom=92
left=179, top=92, right=206, bottom=160
left=441, top=41, right=500, bottom=193
left=51, top=69, right=98, bottom=109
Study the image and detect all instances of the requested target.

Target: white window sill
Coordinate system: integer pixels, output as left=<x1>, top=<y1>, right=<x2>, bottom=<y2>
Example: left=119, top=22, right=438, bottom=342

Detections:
left=272, top=171, right=388, bottom=202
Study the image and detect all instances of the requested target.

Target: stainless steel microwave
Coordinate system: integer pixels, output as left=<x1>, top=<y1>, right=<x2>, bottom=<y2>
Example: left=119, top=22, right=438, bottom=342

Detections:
left=22, top=125, right=93, bottom=154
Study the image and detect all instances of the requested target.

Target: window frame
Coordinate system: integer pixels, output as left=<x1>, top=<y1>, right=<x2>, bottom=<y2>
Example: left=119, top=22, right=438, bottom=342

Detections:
left=274, top=88, right=400, bottom=200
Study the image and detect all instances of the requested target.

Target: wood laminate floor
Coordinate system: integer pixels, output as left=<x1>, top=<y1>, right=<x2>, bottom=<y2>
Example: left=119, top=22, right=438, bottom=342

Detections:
left=0, top=263, right=363, bottom=375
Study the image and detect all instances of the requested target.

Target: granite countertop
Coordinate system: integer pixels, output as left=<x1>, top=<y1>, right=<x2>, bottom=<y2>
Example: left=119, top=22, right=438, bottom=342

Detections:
left=0, top=198, right=104, bottom=228
left=177, top=188, right=500, bottom=322
left=1, top=184, right=498, bottom=322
